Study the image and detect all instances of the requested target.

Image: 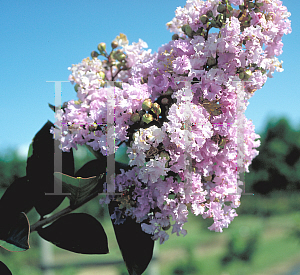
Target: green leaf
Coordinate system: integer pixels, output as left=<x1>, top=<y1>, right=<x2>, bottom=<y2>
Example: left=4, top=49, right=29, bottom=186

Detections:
left=26, top=121, right=75, bottom=217
left=0, top=176, right=35, bottom=215
left=48, top=103, right=55, bottom=112
left=0, top=261, right=12, bottom=275
left=0, top=212, right=30, bottom=252
left=84, top=144, right=105, bottom=160
left=109, top=201, right=154, bottom=275
left=75, top=159, right=106, bottom=178
left=54, top=172, right=104, bottom=208
left=115, top=143, right=130, bottom=165
left=38, top=213, right=108, bottom=254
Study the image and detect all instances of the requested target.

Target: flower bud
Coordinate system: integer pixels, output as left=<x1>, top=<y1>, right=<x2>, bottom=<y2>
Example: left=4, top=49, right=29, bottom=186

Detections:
left=111, top=41, right=118, bottom=49
left=162, top=224, right=171, bottom=231
left=142, top=113, right=153, bottom=124
left=98, top=71, right=105, bottom=79
left=216, top=14, right=223, bottom=22
left=161, top=98, right=169, bottom=105
left=210, top=19, right=217, bottom=28
left=91, top=51, right=99, bottom=58
left=165, top=87, right=173, bottom=95
left=130, top=113, right=140, bottom=123
left=207, top=56, right=216, bottom=66
left=151, top=103, right=161, bottom=115
left=142, top=99, right=152, bottom=111
left=182, top=24, right=193, bottom=37
left=200, top=15, right=209, bottom=24
left=244, top=69, right=252, bottom=80
left=172, top=34, right=179, bottom=40
left=117, top=53, right=126, bottom=61
left=74, top=84, right=79, bottom=92
left=159, top=151, right=170, bottom=161
left=100, top=80, right=105, bottom=87
left=239, top=72, right=245, bottom=80
left=206, top=10, right=213, bottom=18
left=217, top=4, right=226, bottom=13
left=203, top=175, right=212, bottom=182
left=88, top=124, right=98, bottom=131
left=97, top=42, right=106, bottom=53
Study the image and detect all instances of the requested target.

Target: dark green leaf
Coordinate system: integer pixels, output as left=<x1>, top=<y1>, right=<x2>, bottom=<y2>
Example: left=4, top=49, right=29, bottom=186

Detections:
left=0, top=176, right=35, bottom=215
left=0, top=212, right=30, bottom=252
left=109, top=201, right=154, bottom=275
left=26, top=121, right=75, bottom=216
left=75, top=159, right=107, bottom=178
left=115, top=143, right=130, bottom=165
left=54, top=172, right=104, bottom=209
left=48, top=103, right=55, bottom=112
left=84, top=144, right=105, bottom=160
left=38, top=213, right=108, bottom=254
left=0, top=261, right=12, bottom=275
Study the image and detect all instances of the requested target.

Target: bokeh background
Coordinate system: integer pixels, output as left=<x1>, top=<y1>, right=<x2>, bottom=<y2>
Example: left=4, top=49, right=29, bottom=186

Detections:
left=1, top=0, right=300, bottom=274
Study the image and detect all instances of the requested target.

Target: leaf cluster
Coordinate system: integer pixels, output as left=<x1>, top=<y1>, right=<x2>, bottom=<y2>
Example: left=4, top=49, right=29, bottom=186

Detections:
left=0, top=121, right=154, bottom=274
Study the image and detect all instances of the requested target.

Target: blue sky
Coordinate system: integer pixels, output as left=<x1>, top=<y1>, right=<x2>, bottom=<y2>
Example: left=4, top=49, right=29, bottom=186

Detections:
left=0, top=0, right=299, bottom=158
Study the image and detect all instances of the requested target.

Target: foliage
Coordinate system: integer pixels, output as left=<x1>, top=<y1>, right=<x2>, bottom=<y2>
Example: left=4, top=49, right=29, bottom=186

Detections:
left=221, top=227, right=261, bottom=265
left=0, top=121, right=152, bottom=275
left=246, top=117, right=300, bottom=194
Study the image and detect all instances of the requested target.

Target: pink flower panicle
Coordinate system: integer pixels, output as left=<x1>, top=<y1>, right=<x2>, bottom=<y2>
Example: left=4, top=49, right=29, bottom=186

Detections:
left=52, top=0, right=291, bottom=244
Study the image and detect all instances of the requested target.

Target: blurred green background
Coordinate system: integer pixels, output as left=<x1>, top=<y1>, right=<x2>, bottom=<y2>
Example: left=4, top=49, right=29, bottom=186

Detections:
left=0, top=116, right=300, bottom=275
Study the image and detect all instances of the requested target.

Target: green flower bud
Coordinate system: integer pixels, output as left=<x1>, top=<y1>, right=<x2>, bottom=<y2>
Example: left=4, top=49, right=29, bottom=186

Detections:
left=206, top=10, right=213, bottom=18
left=239, top=72, right=245, bottom=80
left=200, top=15, right=209, bottom=24
left=207, top=56, right=216, bottom=66
left=111, top=41, right=118, bottom=49
left=98, top=71, right=105, bottom=79
left=142, top=99, right=152, bottom=111
left=91, top=51, right=99, bottom=58
left=162, top=224, right=171, bottom=231
left=210, top=19, right=217, bottom=28
left=97, top=42, right=106, bottom=53
left=161, top=98, right=169, bottom=105
left=74, top=84, right=79, bottom=92
left=172, top=34, right=179, bottom=40
left=216, top=14, right=223, bottom=22
left=244, top=69, right=252, bottom=80
left=142, top=113, right=153, bottom=124
left=203, top=175, right=212, bottom=182
left=159, top=151, right=170, bottom=161
left=130, top=113, right=140, bottom=123
left=182, top=24, right=193, bottom=37
left=152, top=103, right=161, bottom=115
left=117, top=53, right=126, bottom=61
left=100, top=80, right=105, bottom=87
left=165, top=87, right=173, bottom=95
left=217, top=4, right=226, bottom=13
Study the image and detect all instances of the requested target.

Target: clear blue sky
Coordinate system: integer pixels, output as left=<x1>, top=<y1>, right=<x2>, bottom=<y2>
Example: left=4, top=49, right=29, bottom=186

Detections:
left=0, top=0, right=299, bottom=158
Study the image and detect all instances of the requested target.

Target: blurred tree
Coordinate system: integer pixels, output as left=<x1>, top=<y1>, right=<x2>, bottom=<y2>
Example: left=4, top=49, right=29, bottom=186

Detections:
left=246, top=117, right=300, bottom=195
left=0, top=149, right=26, bottom=189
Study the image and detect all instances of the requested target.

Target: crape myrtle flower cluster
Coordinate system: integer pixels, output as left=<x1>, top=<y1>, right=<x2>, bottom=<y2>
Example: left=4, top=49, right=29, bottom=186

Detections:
left=51, top=0, right=291, bottom=244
